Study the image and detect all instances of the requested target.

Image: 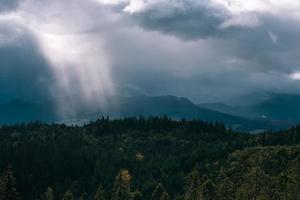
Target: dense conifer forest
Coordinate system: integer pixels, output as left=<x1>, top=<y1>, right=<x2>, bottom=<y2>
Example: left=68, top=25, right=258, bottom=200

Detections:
left=1, top=117, right=300, bottom=200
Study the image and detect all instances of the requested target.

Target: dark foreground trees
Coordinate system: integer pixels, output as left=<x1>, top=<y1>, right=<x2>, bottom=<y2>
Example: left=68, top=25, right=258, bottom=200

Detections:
left=0, top=166, right=20, bottom=200
left=3, top=152, right=300, bottom=200
left=0, top=117, right=300, bottom=199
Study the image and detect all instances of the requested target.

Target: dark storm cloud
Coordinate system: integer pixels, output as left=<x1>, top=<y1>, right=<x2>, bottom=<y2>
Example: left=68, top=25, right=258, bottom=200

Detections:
left=120, top=0, right=300, bottom=81
left=122, top=0, right=261, bottom=40
left=106, top=23, right=300, bottom=103
left=226, top=15, right=300, bottom=75
left=122, top=0, right=300, bottom=73
left=0, top=0, right=19, bottom=12
left=131, top=3, right=224, bottom=39
left=0, top=34, right=53, bottom=102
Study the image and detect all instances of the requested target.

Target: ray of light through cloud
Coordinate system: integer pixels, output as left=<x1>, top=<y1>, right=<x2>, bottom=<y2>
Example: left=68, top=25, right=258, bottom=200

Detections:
left=0, top=0, right=116, bottom=116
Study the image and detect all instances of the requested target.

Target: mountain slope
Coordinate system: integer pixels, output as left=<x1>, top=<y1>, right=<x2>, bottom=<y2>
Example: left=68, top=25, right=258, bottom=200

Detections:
left=96, top=95, right=291, bottom=131
left=254, top=94, right=300, bottom=122
left=0, top=95, right=295, bottom=131
left=199, top=93, right=300, bottom=123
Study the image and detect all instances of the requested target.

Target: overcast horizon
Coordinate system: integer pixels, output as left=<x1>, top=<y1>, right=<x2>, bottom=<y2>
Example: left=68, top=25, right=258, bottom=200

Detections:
left=1, top=0, right=300, bottom=108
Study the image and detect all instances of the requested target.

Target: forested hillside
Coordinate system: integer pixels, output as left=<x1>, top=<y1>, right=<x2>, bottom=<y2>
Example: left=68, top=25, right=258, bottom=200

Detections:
left=0, top=117, right=300, bottom=200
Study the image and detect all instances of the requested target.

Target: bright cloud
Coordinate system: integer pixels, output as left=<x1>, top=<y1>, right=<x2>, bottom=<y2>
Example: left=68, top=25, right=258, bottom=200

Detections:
left=290, top=73, right=300, bottom=80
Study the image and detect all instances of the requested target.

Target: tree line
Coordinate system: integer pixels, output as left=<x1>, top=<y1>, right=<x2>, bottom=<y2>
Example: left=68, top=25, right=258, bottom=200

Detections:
left=0, top=117, right=300, bottom=199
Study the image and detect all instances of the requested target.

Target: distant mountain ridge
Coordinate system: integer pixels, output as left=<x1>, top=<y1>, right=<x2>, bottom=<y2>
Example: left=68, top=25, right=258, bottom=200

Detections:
left=0, top=94, right=298, bottom=131
left=199, top=93, right=300, bottom=123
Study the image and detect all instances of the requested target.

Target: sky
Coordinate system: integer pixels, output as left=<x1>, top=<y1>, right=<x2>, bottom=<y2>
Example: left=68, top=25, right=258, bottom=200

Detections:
left=0, top=0, right=300, bottom=111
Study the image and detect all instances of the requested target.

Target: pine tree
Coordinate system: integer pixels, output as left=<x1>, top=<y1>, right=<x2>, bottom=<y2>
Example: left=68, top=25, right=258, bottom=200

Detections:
left=262, top=175, right=281, bottom=200
left=0, top=174, right=4, bottom=199
left=132, top=190, right=142, bottom=200
left=80, top=192, right=88, bottom=200
left=218, top=176, right=235, bottom=200
left=184, top=169, right=201, bottom=200
left=112, top=170, right=132, bottom=200
left=237, top=166, right=267, bottom=200
left=277, top=171, right=289, bottom=200
left=62, top=190, right=74, bottom=200
left=95, top=184, right=105, bottom=200
left=152, top=183, right=170, bottom=200
left=0, top=166, right=20, bottom=200
left=45, top=187, right=55, bottom=200
left=286, top=156, right=300, bottom=200
left=201, top=177, right=217, bottom=200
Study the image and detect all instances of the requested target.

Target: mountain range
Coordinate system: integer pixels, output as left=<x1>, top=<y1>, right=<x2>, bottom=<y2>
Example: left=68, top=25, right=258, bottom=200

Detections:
left=0, top=93, right=299, bottom=131
left=199, top=93, right=300, bottom=122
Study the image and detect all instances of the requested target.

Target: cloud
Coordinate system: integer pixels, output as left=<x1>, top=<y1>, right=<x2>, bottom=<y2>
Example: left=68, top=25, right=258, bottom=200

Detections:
left=0, top=34, right=52, bottom=102
left=121, top=0, right=226, bottom=39
left=104, top=23, right=300, bottom=102
left=116, top=0, right=300, bottom=41
left=0, top=0, right=19, bottom=13
left=123, top=0, right=148, bottom=13
left=289, top=72, right=300, bottom=81
left=268, top=31, right=278, bottom=44
left=104, top=0, right=300, bottom=101
left=219, top=13, right=261, bottom=29
left=1, top=0, right=300, bottom=108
